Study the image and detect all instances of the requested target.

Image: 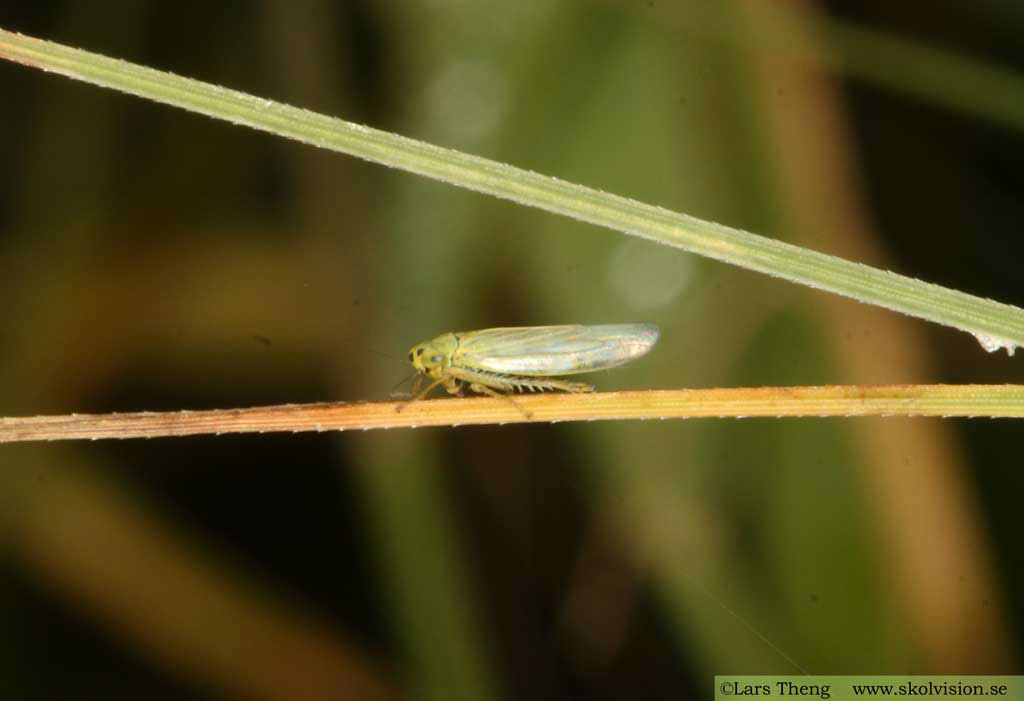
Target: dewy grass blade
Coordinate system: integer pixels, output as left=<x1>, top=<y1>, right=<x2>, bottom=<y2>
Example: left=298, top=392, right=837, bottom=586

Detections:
left=2, top=27, right=1023, bottom=352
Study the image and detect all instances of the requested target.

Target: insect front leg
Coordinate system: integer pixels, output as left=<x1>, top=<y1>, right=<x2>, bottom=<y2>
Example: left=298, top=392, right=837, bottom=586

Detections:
left=407, top=373, right=425, bottom=397
left=395, top=373, right=448, bottom=412
left=442, top=374, right=464, bottom=396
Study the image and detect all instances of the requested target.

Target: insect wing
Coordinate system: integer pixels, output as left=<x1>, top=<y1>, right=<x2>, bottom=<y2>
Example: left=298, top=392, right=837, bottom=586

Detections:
left=455, top=324, right=659, bottom=377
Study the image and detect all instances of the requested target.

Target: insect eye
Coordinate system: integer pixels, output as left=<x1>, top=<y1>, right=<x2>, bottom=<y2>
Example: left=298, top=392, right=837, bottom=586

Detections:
left=408, top=352, right=414, bottom=362
left=416, top=348, right=425, bottom=356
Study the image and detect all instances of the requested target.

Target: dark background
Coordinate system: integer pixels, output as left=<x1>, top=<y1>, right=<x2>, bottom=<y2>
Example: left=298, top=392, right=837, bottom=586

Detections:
left=1, top=2, right=1022, bottom=698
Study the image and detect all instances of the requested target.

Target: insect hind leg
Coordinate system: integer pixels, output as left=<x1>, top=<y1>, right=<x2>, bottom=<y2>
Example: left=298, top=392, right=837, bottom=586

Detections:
left=535, top=378, right=594, bottom=393
left=508, top=377, right=594, bottom=393
left=468, top=382, right=532, bottom=419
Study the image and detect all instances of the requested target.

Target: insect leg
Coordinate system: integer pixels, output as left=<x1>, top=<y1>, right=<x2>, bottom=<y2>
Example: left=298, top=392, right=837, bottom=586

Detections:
left=395, top=373, right=449, bottom=412
left=442, top=366, right=530, bottom=417
left=414, top=375, right=449, bottom=400
left=443, top=375, right=465, bottom=396
left=538, top=378, right=594, bottom=393
left=468, top=382, right=532, bottom=419
left=388, top=374, right=416, bottom=400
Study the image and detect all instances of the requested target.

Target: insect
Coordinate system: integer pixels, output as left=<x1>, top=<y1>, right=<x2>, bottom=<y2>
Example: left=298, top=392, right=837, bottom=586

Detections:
left=406, top=323, right=660, bottom=401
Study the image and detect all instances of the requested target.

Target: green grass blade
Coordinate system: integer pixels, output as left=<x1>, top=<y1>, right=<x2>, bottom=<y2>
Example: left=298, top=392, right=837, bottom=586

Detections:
left=2, top=27, right=1022, bottom=353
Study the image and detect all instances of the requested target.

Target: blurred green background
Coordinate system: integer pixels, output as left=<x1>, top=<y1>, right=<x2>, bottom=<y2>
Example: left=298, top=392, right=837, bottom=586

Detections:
left=2, top=1, right=1023, bottom=698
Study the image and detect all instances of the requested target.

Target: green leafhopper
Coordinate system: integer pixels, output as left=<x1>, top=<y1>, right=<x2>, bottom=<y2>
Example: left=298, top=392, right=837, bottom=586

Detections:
left=406, top=323, right=660, bottom=400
